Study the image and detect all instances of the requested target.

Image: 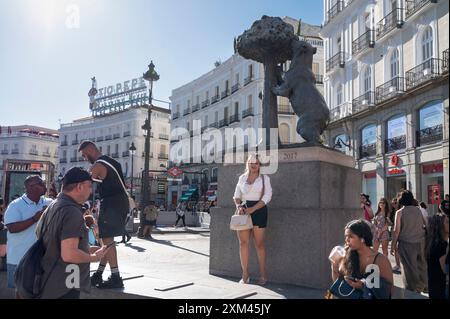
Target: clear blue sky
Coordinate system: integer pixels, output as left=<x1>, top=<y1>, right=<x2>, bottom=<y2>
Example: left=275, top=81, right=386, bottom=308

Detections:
left=0, top=0, right=323, bottom=130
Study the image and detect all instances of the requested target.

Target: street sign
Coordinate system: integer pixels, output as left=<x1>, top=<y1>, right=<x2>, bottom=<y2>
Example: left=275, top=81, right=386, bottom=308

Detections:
left=168, top=167, right=183, bottom=177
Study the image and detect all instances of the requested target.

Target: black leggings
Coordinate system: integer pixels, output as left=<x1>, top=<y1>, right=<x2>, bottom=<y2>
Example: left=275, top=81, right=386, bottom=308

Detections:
left=175, top=214, right=186, bottom=226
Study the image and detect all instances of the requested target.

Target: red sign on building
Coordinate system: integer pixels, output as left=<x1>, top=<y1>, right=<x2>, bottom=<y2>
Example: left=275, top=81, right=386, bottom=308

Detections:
left=387, top=168, right=406, bottom=176
left=167, top=167, right=183, bottom=177
left=428, top=184, right=441, bottom=205
left=422, top=163, right=443, bottom=174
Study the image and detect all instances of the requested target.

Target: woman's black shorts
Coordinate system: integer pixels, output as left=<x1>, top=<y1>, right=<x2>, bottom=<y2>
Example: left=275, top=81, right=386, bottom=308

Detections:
left=246, top=200, right=268, bottom=228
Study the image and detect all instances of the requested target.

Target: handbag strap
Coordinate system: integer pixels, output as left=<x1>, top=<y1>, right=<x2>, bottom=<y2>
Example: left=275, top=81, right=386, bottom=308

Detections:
left=96, top=159, right=129, bottom=197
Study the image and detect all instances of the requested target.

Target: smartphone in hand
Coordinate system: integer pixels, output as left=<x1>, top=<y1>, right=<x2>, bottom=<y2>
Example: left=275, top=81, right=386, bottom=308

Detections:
left=344, top=276, right=358, bottom=282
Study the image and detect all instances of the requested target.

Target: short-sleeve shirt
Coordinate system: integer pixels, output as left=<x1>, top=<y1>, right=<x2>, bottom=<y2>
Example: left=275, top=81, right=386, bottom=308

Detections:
left=233, top=174, right=272, bottom=205
left=38, top=193, right=90, bottom=299
left=4, top=194, right=53, bottom=265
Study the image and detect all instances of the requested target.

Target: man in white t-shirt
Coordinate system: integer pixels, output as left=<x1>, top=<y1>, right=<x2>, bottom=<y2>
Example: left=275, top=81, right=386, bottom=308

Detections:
left=4, top=175, right=53, bottom=295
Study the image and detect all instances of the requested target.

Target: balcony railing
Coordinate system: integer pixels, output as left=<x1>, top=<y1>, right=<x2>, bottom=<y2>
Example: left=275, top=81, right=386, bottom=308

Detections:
left=1, top=150, right=8, bottom=155
left=326, top=0, right=344, bottom=24
left=183, top=108, right=191, bottom=116
left=359, top=143, right=377, bottom=158
left=352, top=91, right=376, bottom=114
left=231, top=83, right=240, bottom=94
left=29, top=149, right=38, bottom=155
left=11, top=149, right=19, bottom=154
left=61, top=141, right=68, bottom=146
left=170, top=137, right=180, bottom=143
left=219, top=119, right=229, bottom=128
left=442, top=49, right=449, bottom=73
left=173, top=112, right=180, bottom=119
left=385, top=135, right=406, bottom=153
left=406, top=0, right=437, bottom=20
left=70, top=157, right=77, bottom=163
left=123, top=131, right=131, bottom=137
left=329, top=102, right=352, bottom=122
left=406, top=58, right=442, bottom=90
left=201, top=99, right=210, bottom=108
left=158, top=153, right=169, bottom=160
left=159, top=133, right=169, bottom=140
left=96, top=136, right=104, bottom=142
left=376, top=77, right=405, bottom=104
left=326, top=51, right=345, bottom=72
left=59, top=158, right=67, bottom=163
left=416, top=124, right=443, bottom=147
left=111, top=152, right=119, bottom=158
left=210, top=176, right=218, bottom=183
left=211, top=95, right=220, bottom=104
left=242, top=107, right=254, bottom=118
left=376, top=8, right=404, bottom=40
left=42, top=152, right=51, bottom=157
left=221, top=89, right=229, bottom=99
left=192, top=104, right=200, bottom=112
left=201, top=125, right=208, bottom=133
left=113, top=133, right=120, bottom=139
left=229, top=114, right=239, bottom=124
left=315, top=74, right=324, bottom=84
left=209, top=121, right=219, bottom=129
left=105, top=135, right=112, bottom=141
left=244, top=76, right=253, bottom=86
left=71, top=140, right=79, bottom=145
left=278, top=104, right=294, bottom=114
left=352, top=30, right=375, bottom=55
left=122, top=151, right=130, bottom=157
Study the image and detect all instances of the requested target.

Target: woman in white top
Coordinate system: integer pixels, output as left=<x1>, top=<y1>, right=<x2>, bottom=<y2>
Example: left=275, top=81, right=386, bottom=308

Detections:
left=233, top=154, right=272, bottom=285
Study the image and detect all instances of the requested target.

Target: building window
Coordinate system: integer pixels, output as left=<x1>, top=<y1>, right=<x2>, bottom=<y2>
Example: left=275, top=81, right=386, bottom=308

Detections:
left=248, top=64, right=253, bottom=78
left=248, top=95, right=253, bottom=109
left=361, top=124, right=377, bottom=146
left=364, top=67, right=372, bottom=93
left=419, top=101, right=442, bottom=130
left=386, top=115, right=406, bottom=152
left=279, top=123, right=290, bottom=144
left=421, top=26, right=433, bottom=63
left=336, top=84, right=343, bottom=106
left=390, top=49, right=400, bottom=79
left=334, top=134, right=349, bottom=153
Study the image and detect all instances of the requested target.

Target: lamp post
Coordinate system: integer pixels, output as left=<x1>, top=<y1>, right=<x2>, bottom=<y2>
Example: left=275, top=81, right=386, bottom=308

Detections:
left=129, top=142, right=136, bottom=197
left=141, top=61, right=160, bottom=211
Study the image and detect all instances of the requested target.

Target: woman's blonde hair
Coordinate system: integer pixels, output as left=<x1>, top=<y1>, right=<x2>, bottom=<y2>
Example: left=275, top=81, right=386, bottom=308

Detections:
left=244, top=153, right=261, bottom=175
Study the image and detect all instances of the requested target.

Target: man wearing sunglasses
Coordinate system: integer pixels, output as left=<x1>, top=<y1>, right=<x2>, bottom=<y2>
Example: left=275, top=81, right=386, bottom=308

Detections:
left=3, top=175, right=53, bottom=296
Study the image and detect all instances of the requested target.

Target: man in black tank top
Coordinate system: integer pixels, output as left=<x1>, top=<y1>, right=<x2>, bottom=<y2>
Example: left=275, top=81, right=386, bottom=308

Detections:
left=79, top=141, right=128, bottom=289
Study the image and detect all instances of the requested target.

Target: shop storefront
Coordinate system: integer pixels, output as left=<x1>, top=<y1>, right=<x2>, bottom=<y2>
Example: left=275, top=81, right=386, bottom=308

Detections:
left=362, top=171, right=377, bottom=212
left=386, top=167, right=407, bottom=203
left=421, top=162, right=444, bottom=215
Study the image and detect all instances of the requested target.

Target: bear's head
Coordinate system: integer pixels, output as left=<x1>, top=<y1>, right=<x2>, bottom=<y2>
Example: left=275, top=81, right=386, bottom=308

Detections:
left=291, top=39, right=316, bottom=69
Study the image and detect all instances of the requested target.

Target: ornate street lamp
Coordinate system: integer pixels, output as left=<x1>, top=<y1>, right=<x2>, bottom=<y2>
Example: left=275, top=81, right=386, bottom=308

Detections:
left=129, top=142, right=136, bottom=197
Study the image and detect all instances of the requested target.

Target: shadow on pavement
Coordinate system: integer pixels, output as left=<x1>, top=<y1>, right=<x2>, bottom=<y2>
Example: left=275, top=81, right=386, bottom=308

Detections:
left=123, top=242, right=147, bottom=253
left=148, top=238, right=210, bottom=258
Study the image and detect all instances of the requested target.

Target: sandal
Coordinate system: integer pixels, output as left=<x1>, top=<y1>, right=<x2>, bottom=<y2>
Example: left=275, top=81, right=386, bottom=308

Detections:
left=258, top=277, right=267, bottom=285
left=239, top=276, right=250, bottom=284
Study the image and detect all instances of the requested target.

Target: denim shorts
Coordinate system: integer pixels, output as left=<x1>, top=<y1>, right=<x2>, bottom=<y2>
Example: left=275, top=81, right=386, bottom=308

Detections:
left=7, top=264, right=17, bottom=289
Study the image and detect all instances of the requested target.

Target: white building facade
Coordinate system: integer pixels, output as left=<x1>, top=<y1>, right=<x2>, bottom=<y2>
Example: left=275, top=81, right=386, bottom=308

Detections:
left=321, top=0, right=449, bottom=213
left=168, top=18, right=324, bottom=208
left=58, top=105, right=171, bottom=206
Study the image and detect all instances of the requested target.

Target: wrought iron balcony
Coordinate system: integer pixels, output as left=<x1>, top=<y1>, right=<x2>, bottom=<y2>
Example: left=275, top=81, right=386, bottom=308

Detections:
left=231, top=83, right=240, bottom=94
left=71, top=139, right=79, bottom=145
left=59, top=158, right=67, bottom=163
left=416, top=124, right=442, bottom=146
left=229, top=114, right=239, bottom=124
left=122, top=151, right=130, bottom=157
left=326, top=51, right=345, bottom=72
left=242, top=107, right=254, bottom=118
left=219, top=119, right=229, bottom=128
left=406, top=0, right=437, bottom=20
left=158, top=153, right=169, bottom=160
left=315, top=74, right=324, bottom=84
left=111, top=152, right=119, bottom=158
left=29, top=149, right=38, bottom=155
left=376, top=77, right=405, bottom=104
left=352, top=91, right=376, bottom=114
left=11, top=149, right=19, bottom=154
left=123, top=131, right=131, bottom=137
left=244, top=76, right=253, bottom=86
left=209, top=121, right=219, bottom=129
left=221, top=90, right=229, bottom=99
left=113, top=133, right=120, bottom=139
left=406, top=58, right=442, bottom=90
left=385, top=135, right=406, bottom=153
left=70, top=157, right=78, bottom=163
left=173, top=112, right=180, bottom=119
left=201, top=99, right=210, bottom=108
left=329, top=102, right=352, bottom=122
left=61, top=141, right=68, bottom=146
left=359, top=143, right=377, bottom=158
left=442, top=49, right=449, bottom=73
left=278, top=104, right=294, bottom=114
left=42, top=152, right=51, bottom=157
left=376, top=8, right=404, bottom=40
left=96, top=136, right=104, bottom=142
left=1, top=150, right=8, bottom=155
left=352, top=30, right=375, bottom=55
left=170, top=137, right=180, bottom=143
left=212, top=94, right=220, bottom=104
left=192, top=104, right=200, bottom=112
left=183, top=108, right=191, bottom=116
left=326, top=0, right=344, bottom=24
left=105, top=135, right=112, bottom=141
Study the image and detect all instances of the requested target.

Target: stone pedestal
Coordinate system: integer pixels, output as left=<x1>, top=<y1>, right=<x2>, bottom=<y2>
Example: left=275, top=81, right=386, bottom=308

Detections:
left=209, top=147, right=362, bottom=289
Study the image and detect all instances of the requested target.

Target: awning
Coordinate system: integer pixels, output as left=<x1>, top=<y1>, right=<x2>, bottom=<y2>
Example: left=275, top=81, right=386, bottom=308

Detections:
left=180, top=196, right=190, bottom=201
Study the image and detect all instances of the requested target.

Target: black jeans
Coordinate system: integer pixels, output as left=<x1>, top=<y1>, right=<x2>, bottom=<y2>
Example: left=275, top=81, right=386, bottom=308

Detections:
left=175, top=214, right=186, bottom=227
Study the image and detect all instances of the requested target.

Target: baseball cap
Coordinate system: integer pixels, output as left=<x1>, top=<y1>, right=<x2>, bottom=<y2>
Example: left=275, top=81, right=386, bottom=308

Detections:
left=62, top=167, right=93, bottom=187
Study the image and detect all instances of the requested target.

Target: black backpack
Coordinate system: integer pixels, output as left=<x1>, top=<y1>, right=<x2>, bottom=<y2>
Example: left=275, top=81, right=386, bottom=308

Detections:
left=14, top=203, right=59, bottom=299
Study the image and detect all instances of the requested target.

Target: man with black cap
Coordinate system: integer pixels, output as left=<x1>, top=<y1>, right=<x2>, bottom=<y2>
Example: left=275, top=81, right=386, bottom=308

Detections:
left=37, top=167, right=110, bottom=299
left=78, top=140, right=129, bottom=288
